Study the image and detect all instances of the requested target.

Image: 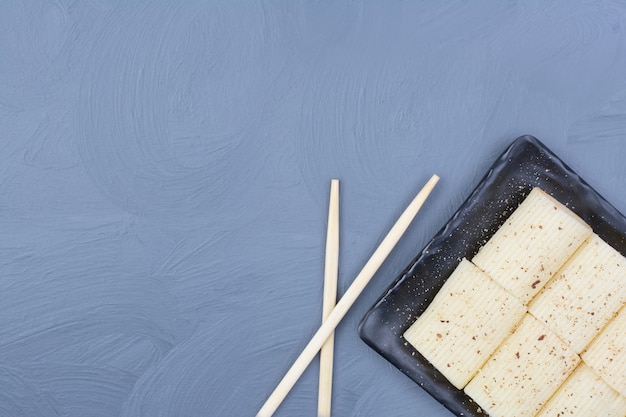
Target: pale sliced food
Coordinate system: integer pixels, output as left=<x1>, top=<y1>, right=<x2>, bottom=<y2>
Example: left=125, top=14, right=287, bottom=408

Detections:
left=582, top=306, right=626, bottom=397
left=464, top=314, right=580, bottom=417
left=403, top=258, right=526, bottom=389
left=529, top=233, right=626, bottom=353
left=535, top=363, right=626, bottom=417
left=472, top=187, right=592, bottom=304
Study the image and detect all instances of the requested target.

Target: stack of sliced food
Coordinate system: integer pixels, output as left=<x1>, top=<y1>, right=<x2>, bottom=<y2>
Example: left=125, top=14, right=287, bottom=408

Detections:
left=404, top=188, right=626, bottom=417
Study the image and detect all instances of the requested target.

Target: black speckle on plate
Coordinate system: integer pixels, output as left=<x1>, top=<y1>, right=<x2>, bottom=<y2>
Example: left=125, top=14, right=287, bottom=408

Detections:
left=358, top=135, right=626, bottom=417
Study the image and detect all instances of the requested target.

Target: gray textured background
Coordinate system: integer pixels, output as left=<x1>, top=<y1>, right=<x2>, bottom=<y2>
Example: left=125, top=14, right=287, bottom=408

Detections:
left=2, top=1, right=626, bottom=416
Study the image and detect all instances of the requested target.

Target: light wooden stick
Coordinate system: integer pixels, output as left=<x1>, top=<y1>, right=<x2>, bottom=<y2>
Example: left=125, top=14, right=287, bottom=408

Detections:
left=257, top=174, right=440, bottom=417
left=318, top=179, right=339, bottom=417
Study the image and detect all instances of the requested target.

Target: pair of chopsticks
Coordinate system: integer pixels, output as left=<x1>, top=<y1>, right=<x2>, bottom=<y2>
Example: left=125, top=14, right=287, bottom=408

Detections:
left=257, top=174, right=440, bottom=417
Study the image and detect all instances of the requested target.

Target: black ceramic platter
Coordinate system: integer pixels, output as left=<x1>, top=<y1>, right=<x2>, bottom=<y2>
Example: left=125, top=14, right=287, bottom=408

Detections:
left=358, top=135, right=626, bottom=416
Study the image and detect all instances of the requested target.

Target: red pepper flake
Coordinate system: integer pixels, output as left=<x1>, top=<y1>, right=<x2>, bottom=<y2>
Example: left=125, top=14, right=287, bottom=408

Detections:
left=436, top=333, right=442, bottom=339
left=531, top=279, right=541, bottom=289
left=538, top=334, right=546, bottom=341
left=515, top=351, right=520, bottom=359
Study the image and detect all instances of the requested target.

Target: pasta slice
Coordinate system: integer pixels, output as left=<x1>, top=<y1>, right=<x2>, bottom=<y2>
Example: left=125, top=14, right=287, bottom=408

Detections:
left=536, top=363, right=626, bottom=417
left=582, top=306, right=626, bottom=397
left=529, top=233, right=626, bottom=353
left=472, top=187, right=592, bottom=304
left=464, top=314, right=580, bottom=417
left=403, top=259, right=526, bottom=389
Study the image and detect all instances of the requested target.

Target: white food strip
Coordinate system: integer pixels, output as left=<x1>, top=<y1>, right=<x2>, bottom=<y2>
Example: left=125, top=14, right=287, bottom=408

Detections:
left=529, top=233, right=626, bottom=353
left=582, top=306, right=626, bottom=397
left=472, top=187, right=592, bottom=304
left=464, top=314, right=580, bottom=417
left=403, top=258, right=526, bottom=389
left=535, top=363, right=626, bottom=417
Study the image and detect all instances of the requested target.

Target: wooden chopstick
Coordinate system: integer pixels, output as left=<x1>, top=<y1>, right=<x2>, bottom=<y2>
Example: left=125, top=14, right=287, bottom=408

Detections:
left=256, top=174, right=440, bottom=417
left=318, top=179, right=339, bottom=417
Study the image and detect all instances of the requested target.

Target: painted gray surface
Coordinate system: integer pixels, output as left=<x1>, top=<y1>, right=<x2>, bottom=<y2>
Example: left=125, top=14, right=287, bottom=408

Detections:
left=1, top=1, right=626, bottom=416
